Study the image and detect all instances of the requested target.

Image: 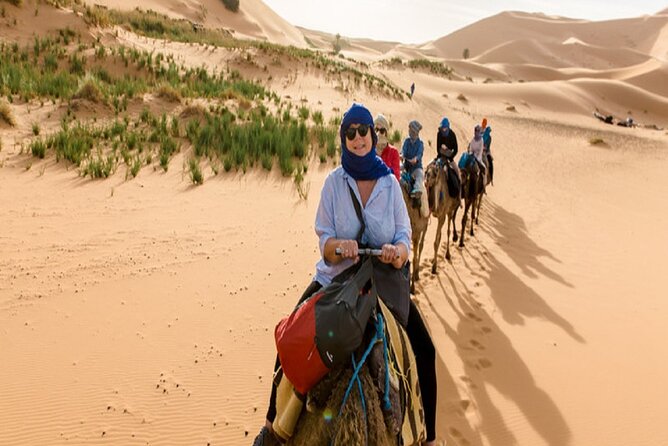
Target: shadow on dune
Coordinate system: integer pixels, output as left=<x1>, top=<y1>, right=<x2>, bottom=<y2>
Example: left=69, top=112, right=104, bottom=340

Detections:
left=417, top=291, right=487, bottom=446
left=479, top=201, right=573, bottom=288
left=470, top=202, right=584, bottom=343
left=412, top=198, right=583, bottom=445
left=419, top=270, right=573, bottom=446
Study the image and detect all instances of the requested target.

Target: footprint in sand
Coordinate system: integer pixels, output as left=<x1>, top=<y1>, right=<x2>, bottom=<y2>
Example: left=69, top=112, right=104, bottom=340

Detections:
left=478, top=358, right=492, bottom=368
left=481, top=326, right=492, bottom=334
left=469, top=339, right=485, bottom=350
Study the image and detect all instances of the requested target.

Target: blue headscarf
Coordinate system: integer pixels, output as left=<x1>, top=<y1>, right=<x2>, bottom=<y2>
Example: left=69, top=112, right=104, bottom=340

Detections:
left=340, top=103, right=392, bottom=180
left=482, top=126, right=491, bottom=146
left=440, top=117, right=450, bottom=135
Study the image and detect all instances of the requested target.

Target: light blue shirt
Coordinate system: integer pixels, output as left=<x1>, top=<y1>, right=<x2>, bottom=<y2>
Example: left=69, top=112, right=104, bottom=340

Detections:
left=314, top=166, right=412, bottom=286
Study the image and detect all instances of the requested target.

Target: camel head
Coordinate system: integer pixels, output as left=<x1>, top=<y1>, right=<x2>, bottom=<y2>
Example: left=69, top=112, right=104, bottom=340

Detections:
left=424, top=160, right=444, bottom=213
left=424, top=161, right=440, bottom=189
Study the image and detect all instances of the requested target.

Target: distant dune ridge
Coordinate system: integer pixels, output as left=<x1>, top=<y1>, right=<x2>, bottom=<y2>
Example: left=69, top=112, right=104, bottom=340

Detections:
left=1, top=2, right=668, bottom=446
left=91, top=0, right=307, bottom=46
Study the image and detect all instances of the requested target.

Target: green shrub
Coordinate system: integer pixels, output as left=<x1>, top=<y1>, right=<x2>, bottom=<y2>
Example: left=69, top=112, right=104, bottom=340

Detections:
left=73, top=78, right=105, bottom=103
left=82, top=153, right=116, bottom=178
left=31, top=139, right=46, bottom=158
left=129, top=156, right=141, bottom=177
left=189, top=157, right=203, bottom=184
left=298, top=106, right=309, bottom=121
left=407, top=59, right=452, bottom=77
left=69, top=53, right=85, bottom=75
left=156, top=84, right=181, bottom=102
left=312, top=110, right=323, bottom=126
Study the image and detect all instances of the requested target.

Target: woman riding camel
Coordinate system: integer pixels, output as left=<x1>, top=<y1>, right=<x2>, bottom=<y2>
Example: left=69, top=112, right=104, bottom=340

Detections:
left=468, top=124, right=487, bottom=187
left=374, top=113, right=401, bottom=181
left=254, top=103, right=439, bottom=446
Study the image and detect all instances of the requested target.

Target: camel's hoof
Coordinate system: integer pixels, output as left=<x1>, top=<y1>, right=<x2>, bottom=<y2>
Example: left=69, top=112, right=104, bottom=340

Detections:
left=445, top=251, right=451, bottom=261
left=458, top=242, right=465, bottom=248
left=431, top=264, right=437, bottom=274
left=453, top=233, right=458, bottom=242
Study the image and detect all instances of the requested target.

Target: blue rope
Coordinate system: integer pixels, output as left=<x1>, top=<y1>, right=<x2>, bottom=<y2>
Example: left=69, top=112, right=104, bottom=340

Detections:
left=381, top=317, right=391, bottom=411
left=350, top=355, right=367, bottom=415
left=338, top=313, right=387, bottom=412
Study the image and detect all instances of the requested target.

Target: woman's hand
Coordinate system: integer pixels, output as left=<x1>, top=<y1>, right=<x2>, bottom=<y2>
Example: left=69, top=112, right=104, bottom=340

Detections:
left=379, top=243, right=400, bottom=265
left=338, top=239, right=359, bottom=260
left=324, top=238, right=359, bottom=265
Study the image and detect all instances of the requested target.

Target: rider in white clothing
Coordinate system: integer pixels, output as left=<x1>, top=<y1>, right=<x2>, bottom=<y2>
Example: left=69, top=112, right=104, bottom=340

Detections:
left=468, top=125, right=485, bottom=163
left=468, top=125, right=487, bottom=186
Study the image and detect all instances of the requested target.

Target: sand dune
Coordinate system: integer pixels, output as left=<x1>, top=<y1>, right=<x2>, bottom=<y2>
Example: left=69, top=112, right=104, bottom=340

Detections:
left=473, top=38, right=650, bottom=69
left=430, top=11, right=668, bottom=60
left=91, top=0, right=306, bottom=46
left=1, top=1, right=668, bottom=446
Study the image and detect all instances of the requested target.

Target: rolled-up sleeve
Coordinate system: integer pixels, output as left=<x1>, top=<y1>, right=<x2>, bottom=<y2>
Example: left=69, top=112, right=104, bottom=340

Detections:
left=391, top=181, right=412, bottom=255
left=315, top=175, right=336, bottom=258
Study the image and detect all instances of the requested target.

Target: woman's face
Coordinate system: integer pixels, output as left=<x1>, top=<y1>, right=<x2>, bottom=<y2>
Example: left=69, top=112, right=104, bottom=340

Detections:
left=345, top=123, right=373, bottom=157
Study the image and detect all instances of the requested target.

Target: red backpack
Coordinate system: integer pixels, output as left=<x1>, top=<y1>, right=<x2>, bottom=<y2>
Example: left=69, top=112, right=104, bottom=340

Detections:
left=274, top=258, right=377, bottom=395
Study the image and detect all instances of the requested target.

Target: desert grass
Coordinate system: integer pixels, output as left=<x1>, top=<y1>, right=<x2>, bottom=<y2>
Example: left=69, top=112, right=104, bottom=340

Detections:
left=407, top=58, right=453, bottom=77
left=188, top=157, right=203, bottom=184
left=13, top=7, right=344, bottom=183
left=0, top=39, right=267, bottom=105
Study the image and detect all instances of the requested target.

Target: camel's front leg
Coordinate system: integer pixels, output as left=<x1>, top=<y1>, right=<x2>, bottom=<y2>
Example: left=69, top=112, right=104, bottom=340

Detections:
left=431, top=216, right=445, bottom=274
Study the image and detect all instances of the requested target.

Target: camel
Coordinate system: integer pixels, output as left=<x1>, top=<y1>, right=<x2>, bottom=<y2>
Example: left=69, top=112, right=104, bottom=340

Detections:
left=423, top=159, right=460, bottom=272
left=458, top=159, right=484, bottom=248
left=400, top=175, right=429, bottom=293
left=266, top=301, right=426, bottom=446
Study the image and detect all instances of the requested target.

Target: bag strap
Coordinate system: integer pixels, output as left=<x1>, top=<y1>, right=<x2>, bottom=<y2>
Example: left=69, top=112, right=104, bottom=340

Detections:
left=347, top=183, right=366, bottom=245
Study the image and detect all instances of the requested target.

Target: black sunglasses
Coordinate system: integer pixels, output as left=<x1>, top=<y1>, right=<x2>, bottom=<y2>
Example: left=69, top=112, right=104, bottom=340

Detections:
left=377, top=128, right=387, bottom=135
left=345, top=124, right=370, bottom=140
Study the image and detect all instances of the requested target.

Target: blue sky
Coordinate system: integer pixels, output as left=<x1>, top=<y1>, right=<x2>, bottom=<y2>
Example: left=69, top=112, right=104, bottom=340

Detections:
left=262, top=0, right=667, bottom=43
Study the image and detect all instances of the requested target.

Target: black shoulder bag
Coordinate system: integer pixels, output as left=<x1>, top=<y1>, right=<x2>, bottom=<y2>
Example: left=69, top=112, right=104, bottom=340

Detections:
left=347, top=184, right=411, bottom=327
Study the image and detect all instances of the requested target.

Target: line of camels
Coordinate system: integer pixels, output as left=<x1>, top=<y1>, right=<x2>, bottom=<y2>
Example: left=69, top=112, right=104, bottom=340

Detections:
left=402, top=156, right=491, bottom=293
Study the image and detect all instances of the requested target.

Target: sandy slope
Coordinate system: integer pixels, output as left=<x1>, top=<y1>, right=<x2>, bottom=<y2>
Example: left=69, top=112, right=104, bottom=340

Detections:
left=429, top=11, right=668, bottom=61
left=473, top=38, right=650, bottom=70
left=91, top=0, right=306, bottom=46
left=1, top=2, right=668, bottom=446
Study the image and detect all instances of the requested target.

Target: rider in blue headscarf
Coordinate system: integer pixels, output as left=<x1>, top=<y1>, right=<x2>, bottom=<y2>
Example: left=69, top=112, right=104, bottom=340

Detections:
left=339, top=103, right=392, bottom=180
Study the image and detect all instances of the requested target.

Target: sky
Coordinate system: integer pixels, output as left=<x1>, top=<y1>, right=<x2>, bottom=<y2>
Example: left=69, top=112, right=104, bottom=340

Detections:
left=262, top=0, right=668, bottom=44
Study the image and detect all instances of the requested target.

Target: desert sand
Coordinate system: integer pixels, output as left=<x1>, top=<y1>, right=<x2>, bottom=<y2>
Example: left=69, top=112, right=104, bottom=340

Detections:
left=1, top=1, right=668, bottom=445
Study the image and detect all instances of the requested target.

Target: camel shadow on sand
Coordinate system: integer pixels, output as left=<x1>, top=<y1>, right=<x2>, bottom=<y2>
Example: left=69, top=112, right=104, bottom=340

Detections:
left=416, top=199, right=581, bottom=445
